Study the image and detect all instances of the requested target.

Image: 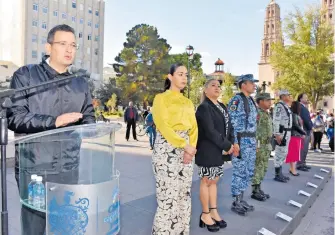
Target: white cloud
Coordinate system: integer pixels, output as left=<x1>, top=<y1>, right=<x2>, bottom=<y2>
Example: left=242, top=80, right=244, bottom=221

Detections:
left=200, top=51, right=211, bottom=57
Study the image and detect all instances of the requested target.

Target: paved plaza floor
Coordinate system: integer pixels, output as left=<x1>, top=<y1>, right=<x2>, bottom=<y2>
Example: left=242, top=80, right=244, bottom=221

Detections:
left=2, top=124, right=334, bottom=235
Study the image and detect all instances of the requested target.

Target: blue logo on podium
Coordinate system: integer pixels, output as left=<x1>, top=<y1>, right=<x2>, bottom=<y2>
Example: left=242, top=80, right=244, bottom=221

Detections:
left=48, top=191, right=90, bottom=235
left=104, top=187, right=120, bottom=235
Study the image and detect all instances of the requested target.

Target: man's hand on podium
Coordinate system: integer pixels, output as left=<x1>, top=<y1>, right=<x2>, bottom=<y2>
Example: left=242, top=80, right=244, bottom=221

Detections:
left=56, top=113, right=83, bottom=128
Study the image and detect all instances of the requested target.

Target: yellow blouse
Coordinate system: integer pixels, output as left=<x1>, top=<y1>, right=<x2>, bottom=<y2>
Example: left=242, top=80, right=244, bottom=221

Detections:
left=152, top=90, right=198, bottom=148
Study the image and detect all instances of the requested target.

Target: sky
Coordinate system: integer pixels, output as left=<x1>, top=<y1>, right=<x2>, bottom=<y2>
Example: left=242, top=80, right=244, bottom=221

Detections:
left=103, top=0, right=318, bottom=78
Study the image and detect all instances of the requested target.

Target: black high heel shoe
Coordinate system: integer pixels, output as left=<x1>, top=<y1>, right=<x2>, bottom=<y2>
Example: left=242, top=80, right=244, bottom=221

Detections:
left=199, top=212, right=220, bottom=232
left=209, top=208, right=227, bottom=228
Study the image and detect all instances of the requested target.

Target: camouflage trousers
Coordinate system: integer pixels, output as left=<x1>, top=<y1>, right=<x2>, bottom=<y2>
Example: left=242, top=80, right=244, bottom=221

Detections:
left=252, top=147, right=271, bottom=185
left=274, top=133, right=291, bottom=167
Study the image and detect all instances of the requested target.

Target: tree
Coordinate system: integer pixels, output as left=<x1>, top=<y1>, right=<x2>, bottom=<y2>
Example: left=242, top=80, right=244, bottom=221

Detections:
left=105, top=93, right=118, bottom=113
left=112, top=24, right=171, bottom=105
left=221, top=73, right=236, bottom=105
left=96, top=77, right=121, bottom=106
left=188, top=70, right=207, bottom=107
left=168, top=53, right=203, bottom=73
left=270, top=5, right=334, bottom=111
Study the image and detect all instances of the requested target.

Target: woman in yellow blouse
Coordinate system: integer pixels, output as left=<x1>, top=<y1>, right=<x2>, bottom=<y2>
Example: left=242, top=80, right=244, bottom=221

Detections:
left=151, top=63, right=198, bottom=235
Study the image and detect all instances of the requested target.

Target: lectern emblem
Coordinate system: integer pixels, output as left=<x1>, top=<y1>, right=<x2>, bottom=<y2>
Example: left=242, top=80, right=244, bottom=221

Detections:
left=48, top=191, right=90, bottom=235
left=104, top=187, right=120, bottom=235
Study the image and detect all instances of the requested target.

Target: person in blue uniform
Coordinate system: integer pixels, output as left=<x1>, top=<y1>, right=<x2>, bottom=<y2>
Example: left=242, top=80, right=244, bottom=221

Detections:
left=228, top=74, right=258, bottom=216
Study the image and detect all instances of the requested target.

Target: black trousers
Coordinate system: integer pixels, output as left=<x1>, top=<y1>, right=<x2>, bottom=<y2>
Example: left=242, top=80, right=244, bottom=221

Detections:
left=15, top=169, right=79, bottom=235
left=126, top=118, right=137, bottom=140
left=313, top=132, right=323, bottom=149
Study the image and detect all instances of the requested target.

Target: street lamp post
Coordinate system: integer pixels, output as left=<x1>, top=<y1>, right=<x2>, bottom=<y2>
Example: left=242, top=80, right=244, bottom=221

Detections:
left=185, top=45, right=194, bottom=98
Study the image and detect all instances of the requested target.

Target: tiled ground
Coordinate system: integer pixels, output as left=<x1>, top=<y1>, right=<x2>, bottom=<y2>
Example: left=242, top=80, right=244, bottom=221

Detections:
left=2, top=126, right=334, bottom=235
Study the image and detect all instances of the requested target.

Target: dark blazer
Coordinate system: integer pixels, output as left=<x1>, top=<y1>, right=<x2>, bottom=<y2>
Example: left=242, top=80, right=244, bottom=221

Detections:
left=292, top=113, right=306, bottom=137
left=299, top=104, right=313, bottom=133
left=124, top=107, right=139, bottom=122
left=195, top=97, right=234, bottom=167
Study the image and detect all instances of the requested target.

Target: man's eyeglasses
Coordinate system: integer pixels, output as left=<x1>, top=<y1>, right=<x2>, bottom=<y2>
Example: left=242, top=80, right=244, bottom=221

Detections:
left=51, top=41, right=79, bottom=50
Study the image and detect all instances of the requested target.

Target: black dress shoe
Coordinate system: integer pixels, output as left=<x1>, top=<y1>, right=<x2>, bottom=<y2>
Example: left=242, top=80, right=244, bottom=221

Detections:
left=297, top=166, right=309, bottom=172
left=199, top=212, right=220, bottom=232
left=304, top=165, right=311, bottom=169
left=289, top=170, right=300, bottom=176
left=209, top=208, right=227, bottom=228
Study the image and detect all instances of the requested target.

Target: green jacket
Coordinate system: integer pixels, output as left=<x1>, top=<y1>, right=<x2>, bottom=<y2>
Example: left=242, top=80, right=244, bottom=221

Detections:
left=256, top=108, right=273, bottom=150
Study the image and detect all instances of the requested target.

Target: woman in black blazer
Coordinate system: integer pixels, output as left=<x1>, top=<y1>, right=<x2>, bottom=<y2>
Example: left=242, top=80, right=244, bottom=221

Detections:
left=196, top=78, right=234, bottom=232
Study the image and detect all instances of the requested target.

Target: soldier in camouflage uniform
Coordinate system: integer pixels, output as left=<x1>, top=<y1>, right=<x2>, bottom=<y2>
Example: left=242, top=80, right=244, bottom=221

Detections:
left=273, top=90, right=292, bottom=183
left=251, top=93, right=274, bottom=201
left=228, top=74, right=258, bottom=216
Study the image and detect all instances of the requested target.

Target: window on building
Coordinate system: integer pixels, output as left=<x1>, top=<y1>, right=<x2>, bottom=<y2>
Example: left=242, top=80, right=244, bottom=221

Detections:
left=325, top=0, right=327, bottom=4
left=330, top=0, right=333, bottom=5
left=272, top=10, right=274, bottom=15
left=87, top=47, right=91, bottom=55
left=268, top=10, right=270, bottom=17
left=330, top=13, right=333, bottom=19
left=268, top=82, right=272, bottom=85
left=32, top=34, right=38, bottom=43
left=95, top=36, right=99, bottom=41
left=88, top=34, right=92, bottom=40
left=41, top=37, right=47, bottom=44
left=88, top=7, right=92, bottom=14
left=95, top=10, right=99, bottom=16
left=80, top=18, right=84, bottom=24
left=80, top=4, right=83, bottom=10
left=95, top=23, right=99, bottom=28
left=72, top=16, right=76, bottom=22
left=72, top=0, right=76, bottom=8
left=272, top=24, right=274, bottom=29
left=43, top=7, right=48, bottom=14
left=53, top=10, right=58, bottom=16
left=32, top=50, right=38, bottom=59
left=62, top=13, right=67, bottom=19
left=88, top=21, right=92, bottom=27
left=95, top=48, right=99, bottom=55
left=42, top=22, right=47, bottom=29
left=32, top=20, right=38, bottom=27
left=79, top=32, right=83, bottom=38
left=33, top=4, right=38, bottom=11
left=265, top=43, right=269, bottom=56
left=324, top=101, right=328, bottom=107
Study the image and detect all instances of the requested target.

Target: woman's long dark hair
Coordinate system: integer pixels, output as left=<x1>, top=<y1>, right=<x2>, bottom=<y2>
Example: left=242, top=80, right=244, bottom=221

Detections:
left=291, top=101, right=301, bottom=115
left=164, top=63, right=184, bottom=91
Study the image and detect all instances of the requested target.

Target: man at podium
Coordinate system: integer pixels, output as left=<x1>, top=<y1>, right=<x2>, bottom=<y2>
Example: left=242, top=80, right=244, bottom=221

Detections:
left=7, top=24, right=95, bottom=235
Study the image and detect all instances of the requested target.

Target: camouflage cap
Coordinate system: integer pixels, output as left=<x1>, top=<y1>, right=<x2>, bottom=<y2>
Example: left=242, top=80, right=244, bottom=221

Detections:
left=237, top=74, right=259, bottom=84
left=278, top=89, right=290, bottom=96
left=255, top=92, right=275, bottom=100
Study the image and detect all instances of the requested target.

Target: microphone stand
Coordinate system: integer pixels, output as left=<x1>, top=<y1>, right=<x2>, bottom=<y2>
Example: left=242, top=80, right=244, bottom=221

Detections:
left=0, top=72, right=83, bottom=235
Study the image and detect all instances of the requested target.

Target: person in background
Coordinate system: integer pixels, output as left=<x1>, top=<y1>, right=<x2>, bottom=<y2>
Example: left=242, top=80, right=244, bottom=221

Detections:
left=285, top=101, right=306, bottom=176
left=124, top=101, right=139, bottom=141
left=251, top=93, right=274, bottom=202
left=196, top=78, right=233, bottom=232
left=145, top=107, right=156, bottom=150
left=296, top=93, right=313, bottom=171
left=312, top=112, right=326, bottom=152
left=326, top=120, right=334, bottom=152
left=151, top=63, right=198, bottom=235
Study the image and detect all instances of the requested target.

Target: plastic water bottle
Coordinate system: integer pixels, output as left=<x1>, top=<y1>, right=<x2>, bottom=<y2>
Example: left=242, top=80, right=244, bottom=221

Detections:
left=33, top=176, right=45, bottom=209
left=28, top=174, right=37, bottom=205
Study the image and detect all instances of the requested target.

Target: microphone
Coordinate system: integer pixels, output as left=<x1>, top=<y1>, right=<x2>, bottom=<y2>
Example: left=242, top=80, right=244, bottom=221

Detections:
left=67, top=65, right=100, bottom=81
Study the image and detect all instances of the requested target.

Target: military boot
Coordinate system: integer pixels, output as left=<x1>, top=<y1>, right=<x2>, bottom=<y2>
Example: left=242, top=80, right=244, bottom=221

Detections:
left=240, top=192, right=255, bottom=211
left=259, top=184, right=270, bottom=199
left=274, top=167, right=287, bottom=183
left=231, top=194, right=247, bottom=216
left=280, top=166, right=290, bottom=181
left=251, top=185, right=267, bottom=201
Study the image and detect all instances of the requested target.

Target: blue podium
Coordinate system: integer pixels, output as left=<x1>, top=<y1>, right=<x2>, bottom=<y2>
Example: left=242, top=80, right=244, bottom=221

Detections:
left=15, top=123, right=122, bottom=235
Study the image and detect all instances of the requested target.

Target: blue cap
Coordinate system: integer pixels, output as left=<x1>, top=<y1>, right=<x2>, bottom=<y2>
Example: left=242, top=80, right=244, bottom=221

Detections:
left=237, top=74, right=259, bottom=84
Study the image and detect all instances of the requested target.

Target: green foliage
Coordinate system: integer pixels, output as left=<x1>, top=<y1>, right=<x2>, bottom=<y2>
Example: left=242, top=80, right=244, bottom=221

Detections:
left=168, top=53, right=203, bottom=73
left=221, top=73, right=236, bottom=105
left=270, top=5, right=334, bottom=110
left=112, top=24, right=171, bottom=105
left=187, top=70, right=207, bottom=107
left=105, top=93, right=118, bottom=113
left=96, top=77, right=121, bottom=105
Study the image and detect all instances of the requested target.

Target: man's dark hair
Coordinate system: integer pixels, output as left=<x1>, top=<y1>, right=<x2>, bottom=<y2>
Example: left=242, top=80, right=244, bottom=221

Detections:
left=47, top=24, right=75, bottom=44
left=256, top=98, right=262, bottom=104
left=238, top=81, right=244, bottom=89
left=297, top=93, right=306, bottom=102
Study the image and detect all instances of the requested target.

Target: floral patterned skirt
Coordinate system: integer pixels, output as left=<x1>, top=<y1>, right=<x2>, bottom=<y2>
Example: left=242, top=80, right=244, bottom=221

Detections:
left=152, top=131, right=194, bottom=235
